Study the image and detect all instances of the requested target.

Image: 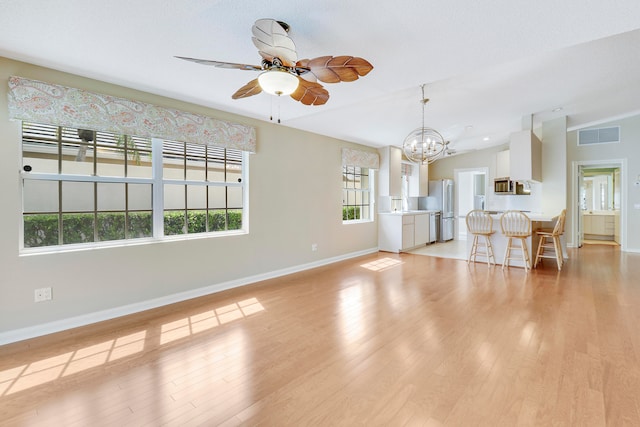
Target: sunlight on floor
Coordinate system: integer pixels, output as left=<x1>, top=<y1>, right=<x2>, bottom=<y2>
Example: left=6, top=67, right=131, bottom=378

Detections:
left=360, top=257, right=403, bottom=271
left=0, top=298, right=264, bottom=397
left=160, top=298, right=264, bottom=344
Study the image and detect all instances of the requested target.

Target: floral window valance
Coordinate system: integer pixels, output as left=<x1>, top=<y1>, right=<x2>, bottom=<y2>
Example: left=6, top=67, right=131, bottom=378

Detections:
left=342, top=147, right=379, bottom=169
left=7, top=76, right=256, bottom=153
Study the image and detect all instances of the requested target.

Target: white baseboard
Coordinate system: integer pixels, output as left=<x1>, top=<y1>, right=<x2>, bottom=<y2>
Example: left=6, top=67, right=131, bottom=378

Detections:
left=0, top=248, right=378, bottom=346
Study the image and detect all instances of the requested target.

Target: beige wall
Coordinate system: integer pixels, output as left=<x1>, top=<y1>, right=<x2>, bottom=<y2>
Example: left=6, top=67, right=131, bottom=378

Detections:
left=541, top=117, right=567, bottom=215
left=0, top=57, right=378, bottom=342
left=566, top=114, right=640, bottom=252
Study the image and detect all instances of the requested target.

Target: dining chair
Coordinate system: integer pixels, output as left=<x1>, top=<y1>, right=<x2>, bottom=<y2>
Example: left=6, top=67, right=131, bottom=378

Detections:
left=466, top=210, right=496, bottom=266
left=500, top=210, right=532, bottom=271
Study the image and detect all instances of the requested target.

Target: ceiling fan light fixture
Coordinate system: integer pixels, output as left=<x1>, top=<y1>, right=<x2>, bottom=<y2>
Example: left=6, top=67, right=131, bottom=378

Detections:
left=258, top=69, right=299, bottom=96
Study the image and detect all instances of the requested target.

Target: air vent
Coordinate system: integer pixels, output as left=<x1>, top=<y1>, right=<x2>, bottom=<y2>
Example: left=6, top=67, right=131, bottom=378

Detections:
left=578, top=126, right=620, bottom=146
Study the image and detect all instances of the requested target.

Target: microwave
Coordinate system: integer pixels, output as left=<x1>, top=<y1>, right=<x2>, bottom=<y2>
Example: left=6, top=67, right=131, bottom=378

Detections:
left=494, top=178, right=530, bottom=195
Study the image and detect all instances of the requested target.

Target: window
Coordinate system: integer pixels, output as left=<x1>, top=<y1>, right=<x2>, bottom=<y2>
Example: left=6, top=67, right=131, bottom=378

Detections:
left=21, top=122, right=245, bottom=249
left=342, top=165, right=373, bottom=222
left=161, top=139, right=243, bottom=235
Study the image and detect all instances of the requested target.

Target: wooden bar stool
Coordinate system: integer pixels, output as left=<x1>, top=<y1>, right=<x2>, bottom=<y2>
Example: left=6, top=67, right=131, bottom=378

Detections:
left=466, top=210, right=496, bottom=266
left=534, top=209, right=566, bottom=270
left=500, top=210, right=532, bottom=271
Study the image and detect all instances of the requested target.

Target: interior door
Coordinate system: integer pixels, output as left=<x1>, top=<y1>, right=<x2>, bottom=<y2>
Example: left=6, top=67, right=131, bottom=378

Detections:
left=578, top=167, right=584, bottom=248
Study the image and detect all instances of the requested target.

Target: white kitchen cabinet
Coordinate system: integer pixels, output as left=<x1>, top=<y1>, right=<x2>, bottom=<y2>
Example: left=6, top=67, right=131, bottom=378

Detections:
left=400, top=215, right=416, bottom=249
left=583, top=213, right=615, bottom=237
left=414, top=213, right=429, bottom=245
left=495, top=150, right=510, bottom=178
left=583, top=215, right=592, bottom=234
left=510, top=130, right=542, bottom=182
left=409, top=163, right=429, bottom=197
left=378, top=146, right=402, bottom=197
left=378, top=212, right=431, bottom=253
left=591, top=215, right=605, bottom=235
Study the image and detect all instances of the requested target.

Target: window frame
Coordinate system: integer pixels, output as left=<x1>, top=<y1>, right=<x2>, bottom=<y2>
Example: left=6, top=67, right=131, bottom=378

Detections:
left=19, top=123, right=248, bottom=253
left=342, top=164, right=374, bottom=224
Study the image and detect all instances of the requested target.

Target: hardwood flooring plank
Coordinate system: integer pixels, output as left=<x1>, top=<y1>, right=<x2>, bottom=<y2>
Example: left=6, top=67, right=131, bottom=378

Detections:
left=1, top=246, right=640, bottom=425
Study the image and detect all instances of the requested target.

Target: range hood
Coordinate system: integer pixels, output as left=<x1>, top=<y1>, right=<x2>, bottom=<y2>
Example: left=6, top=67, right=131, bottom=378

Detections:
left=509, top=115, right=542, bottom=183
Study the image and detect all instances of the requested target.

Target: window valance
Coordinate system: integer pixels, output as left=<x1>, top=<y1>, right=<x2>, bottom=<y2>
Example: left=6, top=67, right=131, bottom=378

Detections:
left=342, top=147, right=379, bottom=169
left=7, top=76, right=256, bottom=153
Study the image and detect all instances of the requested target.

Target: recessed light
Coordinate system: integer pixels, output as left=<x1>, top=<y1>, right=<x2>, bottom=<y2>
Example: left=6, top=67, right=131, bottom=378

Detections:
left=465, top=125, right=474, bottom=131
left=552, top=107, right=563, bottom=112
left=483, top=137, right=490, bottom=141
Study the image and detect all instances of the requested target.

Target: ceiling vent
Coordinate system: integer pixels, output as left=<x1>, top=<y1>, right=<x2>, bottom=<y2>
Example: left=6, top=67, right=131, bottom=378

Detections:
left=578, top=126, right=620, bottom=146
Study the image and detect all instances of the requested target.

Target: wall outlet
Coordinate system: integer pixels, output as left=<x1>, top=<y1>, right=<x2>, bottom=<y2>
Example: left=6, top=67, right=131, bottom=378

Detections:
left=311, top=243, right=318, bottom=251
left=34, top=287, right=52, bottom=302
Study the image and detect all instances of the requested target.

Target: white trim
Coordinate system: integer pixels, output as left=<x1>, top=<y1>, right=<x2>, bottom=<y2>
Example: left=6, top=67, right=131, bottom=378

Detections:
left=21, top=172, right=154, bottom=184
left=152, top=138, right=164, bottom=238
left=570, top=159, right=626, bottom=250
left=0, top=247, right=378, bottom=346
left=454, top=167, right=489, bottom=240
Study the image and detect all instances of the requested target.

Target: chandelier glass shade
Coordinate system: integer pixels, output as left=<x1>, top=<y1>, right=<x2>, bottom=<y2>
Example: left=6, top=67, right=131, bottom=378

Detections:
left=258, top=69, right=299, bottom=96
left=402, top=85, right=445, bottom=164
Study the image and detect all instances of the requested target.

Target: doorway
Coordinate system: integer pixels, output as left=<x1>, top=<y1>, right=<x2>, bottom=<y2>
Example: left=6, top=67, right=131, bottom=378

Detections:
left=572, top=160, right=625, bottom=249
left=454, top=167, right=489, bottom=240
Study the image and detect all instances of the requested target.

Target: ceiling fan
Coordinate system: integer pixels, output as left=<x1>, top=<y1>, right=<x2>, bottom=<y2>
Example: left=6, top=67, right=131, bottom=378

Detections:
left=176, top=19, right=373, bottom=106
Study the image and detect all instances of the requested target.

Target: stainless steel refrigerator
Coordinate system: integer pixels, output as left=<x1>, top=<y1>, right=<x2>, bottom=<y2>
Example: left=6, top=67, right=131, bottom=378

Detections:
left=428, top=179, right=455, bottom=242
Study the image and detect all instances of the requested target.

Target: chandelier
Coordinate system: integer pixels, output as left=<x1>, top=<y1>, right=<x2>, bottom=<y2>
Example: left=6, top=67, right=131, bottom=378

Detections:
left=402, top=84, right=446, bottom=164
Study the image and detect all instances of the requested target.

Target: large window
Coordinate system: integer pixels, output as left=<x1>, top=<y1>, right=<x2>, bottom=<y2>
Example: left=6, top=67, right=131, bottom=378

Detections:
left=21, top=122, right=245, bottom=249
left=342, top=165, right=373, bottom=222
left=161, top=139, right=243, bottom=235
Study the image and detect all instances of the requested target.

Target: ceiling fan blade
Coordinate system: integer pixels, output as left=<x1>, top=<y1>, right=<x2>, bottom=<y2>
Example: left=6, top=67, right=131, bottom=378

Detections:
left=251, top=19, right=297, bottom=67
left=290, top=78, right=329, bottom=106
left=175, top=56, right=262, bottom=71
left=231, top=79, right=263, bottom=99
left=301, top=56, right=373, bottom=83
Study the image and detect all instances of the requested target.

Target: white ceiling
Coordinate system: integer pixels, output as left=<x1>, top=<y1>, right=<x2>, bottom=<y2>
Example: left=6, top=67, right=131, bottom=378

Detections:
left=2, top=0, right=640, bottom=154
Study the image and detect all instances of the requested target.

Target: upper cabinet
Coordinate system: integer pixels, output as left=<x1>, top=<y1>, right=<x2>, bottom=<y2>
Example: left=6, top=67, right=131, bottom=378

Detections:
left=378, top=146, right=402, bottom=196
left=509, top=130, right=542, bottom=182
left=379, top=146, right=429, bottom=197
left=408, top=162, right=429, bottom=197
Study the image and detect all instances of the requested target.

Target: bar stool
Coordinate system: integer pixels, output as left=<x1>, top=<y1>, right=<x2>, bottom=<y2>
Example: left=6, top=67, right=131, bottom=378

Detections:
left=534, top=209, right=566, bottom=270
left=466, top=210, right=496, bottom=266
left=500, top=210, right=532, bottom=271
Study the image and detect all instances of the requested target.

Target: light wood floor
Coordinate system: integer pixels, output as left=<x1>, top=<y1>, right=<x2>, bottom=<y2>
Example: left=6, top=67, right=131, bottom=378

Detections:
left=2, top=245, right=639, bottom=426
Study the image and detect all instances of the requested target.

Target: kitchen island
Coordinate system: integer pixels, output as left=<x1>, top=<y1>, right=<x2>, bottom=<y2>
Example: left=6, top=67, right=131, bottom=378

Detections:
left=465, top=212, right=562, bottom=268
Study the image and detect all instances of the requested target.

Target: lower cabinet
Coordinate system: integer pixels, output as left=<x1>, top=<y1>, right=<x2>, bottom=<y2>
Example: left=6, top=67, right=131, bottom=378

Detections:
left=414, top=214, right=429, bottom=246
left=583, top=213, right=615, bottom=236
left=379, top=213, right=430, bottom=253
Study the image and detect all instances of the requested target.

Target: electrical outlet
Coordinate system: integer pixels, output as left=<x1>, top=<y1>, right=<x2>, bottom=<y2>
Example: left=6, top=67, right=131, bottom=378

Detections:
left=34, top=287, right=52, bottom=302
left=311, top=243, right=318, bottom=251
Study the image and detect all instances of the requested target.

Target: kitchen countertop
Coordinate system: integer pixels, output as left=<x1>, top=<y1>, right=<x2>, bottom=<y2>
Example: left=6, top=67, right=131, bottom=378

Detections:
left=379, top=210, right=440, bottom=215
left=487, top=212, right=557, bottom=222
left=582, top=210, right=617, bottom=216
